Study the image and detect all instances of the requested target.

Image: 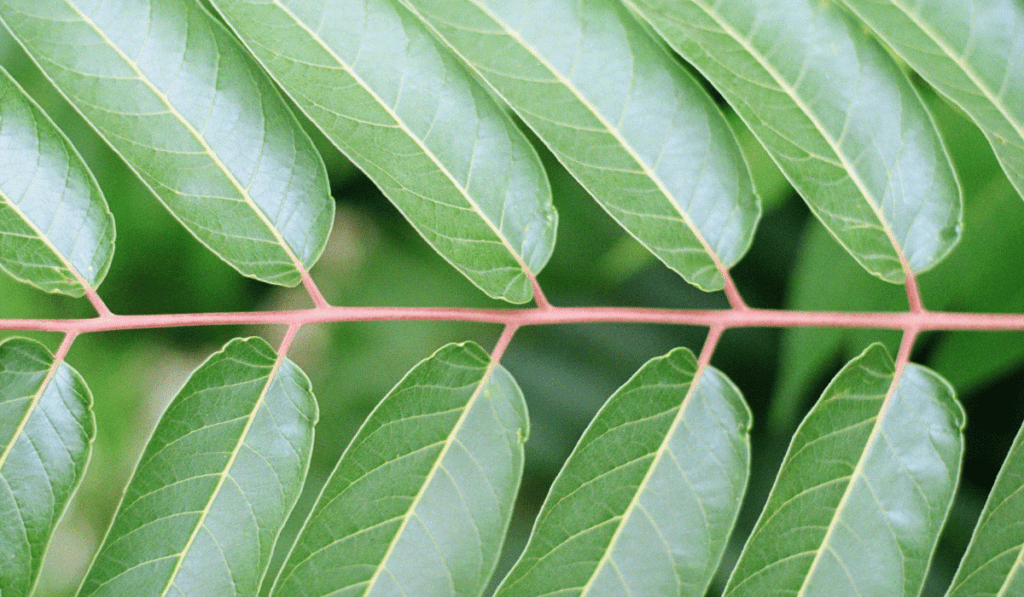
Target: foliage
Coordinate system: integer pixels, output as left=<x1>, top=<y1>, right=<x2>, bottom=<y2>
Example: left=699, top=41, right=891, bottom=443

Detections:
left=0, top=0, right=1023, bottom=596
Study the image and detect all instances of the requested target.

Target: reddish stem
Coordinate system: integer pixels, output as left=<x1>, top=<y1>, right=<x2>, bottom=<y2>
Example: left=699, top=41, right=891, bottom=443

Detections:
left=490, top=324, right=519, bottom=363
left=301, top=270, right=330, bottom=310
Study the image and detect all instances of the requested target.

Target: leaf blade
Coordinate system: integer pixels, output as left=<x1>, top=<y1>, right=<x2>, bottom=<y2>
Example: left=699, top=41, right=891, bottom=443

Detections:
left=494, top=347, right=751, bottom=597
left=272, top=341, right=528, bottom=597
left=0, top=337, right=94, bottom=597
left=400, top=0, right=759, bottom=292
left=0, top=0, right=334, bottom=286
left=76, top=337, right=317, bottom=597
left=0, top=65, right=114, bottom=297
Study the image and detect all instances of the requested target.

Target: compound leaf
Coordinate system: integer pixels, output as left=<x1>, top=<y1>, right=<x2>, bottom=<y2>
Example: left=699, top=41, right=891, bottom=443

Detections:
left=77, top=337, right=317, bottom=597
left=495, top=347, right=751, bottom=597
left=400, top=0, right=759, bottom=292
left=273, top=342, right=528, bottom=597
left=0, top=0, right=334, bottom=287
left=208, top=0, right=557, bottom=304
left=726, top=344, right=964, bottom=597
left=0, top=65, right=113, bottom=297
left=624, top=0, right=962, bottom=283
left=0, top=337, right=94, bottom=597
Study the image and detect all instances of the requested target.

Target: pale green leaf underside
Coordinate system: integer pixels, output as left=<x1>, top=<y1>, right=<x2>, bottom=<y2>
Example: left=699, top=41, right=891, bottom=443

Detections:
left=495, top=347, right=751, bottom=597
left=274, top=341, right=528, bottom=597
left=726, top=344, right=964, bottom=597
left=839, top=0, right=1024, bottom=201
left=400, top=0, right=759, bottom=292
left=0, top=337, right=94, bottom=597
left=0, top=66, right=113, bottom=297
left=209, top=0, right=557, bottom=304
left=0, top=0, right=334, bottom=287
left=625, top=0, right=962, bottom=283
left=77, top=337, right=317, bottom=597
left=947, top=420, right=1024, bottom=596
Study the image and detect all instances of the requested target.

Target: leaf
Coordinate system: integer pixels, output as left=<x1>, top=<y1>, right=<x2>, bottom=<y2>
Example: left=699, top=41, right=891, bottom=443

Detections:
left=0, top=337, right=94, bottom=597
left=726, top=344, right=965, bottom=597
left=838, top=0, right=1024, bottom=201
left=77, top=337, right=317, bottom=597
left=0, top=65, right=114, bottom=297
left=494, top=347, right=751, bottom=597
left=272, top=341, right=527, bottom=597
left=399, top=0, right=759, bottom=292
left=0, top=0, right=334, bottom=287
left=623, top=0, right=962, bottom=283
left=947, top=419, right=1024, bottom=596
left=207, top=0, right=557, bottom=304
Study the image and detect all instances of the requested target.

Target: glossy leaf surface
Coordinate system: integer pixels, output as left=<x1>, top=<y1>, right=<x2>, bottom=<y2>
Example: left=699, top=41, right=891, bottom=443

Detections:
left=0, top=0, right=334, bottom=286
left=495, top=347, right=751, bottom=597
left=0, top=66, right=113, bottom=296
left=839, top=0, right=1024, bottom=200
left=273, top=342, right=527, bottom=597
left=209, top=0, right=556, bottom=304
left=400, top=0, right=759, bottom=292
left=0, top=337, right=94, bottom=597
left=726, top=344, right=964, bottom=596
left=624, top=0, right=962, bottom=282
left=77, top=337, right=317, bottom=597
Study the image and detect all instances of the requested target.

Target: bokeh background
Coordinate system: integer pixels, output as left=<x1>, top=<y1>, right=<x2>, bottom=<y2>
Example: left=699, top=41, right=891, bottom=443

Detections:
left=2, top=19, right=1024, bottom=596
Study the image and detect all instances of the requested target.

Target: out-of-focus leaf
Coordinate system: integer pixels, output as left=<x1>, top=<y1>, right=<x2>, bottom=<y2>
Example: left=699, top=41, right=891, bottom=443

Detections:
left=400, top=0, right=759, bottom=292
left=494, top=347, right=751, bottom=597
left=947, top=420, right=1024, bottom=596
left=623, top=0, right=962, bottom=282
left=77, top=337, right=317, bottom=597
left=273, top=341, right=527, bottom=597
left=838, top=0, right=1024, bottom=200
left=726, top=344, right=964, bottom=596
left=208, top=0, right=556, bottom=304
left=0, top=0, right=334, bottom=287
left=0, top=66, right=113, bottom=297
left=0, top=337, right=93, bottom=597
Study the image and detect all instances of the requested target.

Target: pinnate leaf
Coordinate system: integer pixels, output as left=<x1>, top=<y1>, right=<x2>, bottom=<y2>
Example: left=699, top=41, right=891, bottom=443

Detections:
left=726, top=344, right=964, bottom=597
left=494, top=347, right=751, bottom=597
left=1, top=337, right=94, bottom=597
left=0, top=66, right=113, bottom=297
left=77, top=337, right=317, bottom=597
left=0, top=0, right=334, bottom=286
left=400, top=0, right=759, bottom=292
left=273, top=341, right=527, bottom=597
left=208, top=0, right=557, bottom=304
left=624, top=0, right=962, bottom=282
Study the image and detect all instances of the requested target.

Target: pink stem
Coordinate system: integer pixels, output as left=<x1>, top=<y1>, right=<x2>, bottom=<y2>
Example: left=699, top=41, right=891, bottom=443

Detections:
left=277, top=323, right=301, bottom=357
left=529, top=272, right=552, bottom=310
left=301, top=270, right=330, bottom=309
left=490, top=324, right=519, bottom=363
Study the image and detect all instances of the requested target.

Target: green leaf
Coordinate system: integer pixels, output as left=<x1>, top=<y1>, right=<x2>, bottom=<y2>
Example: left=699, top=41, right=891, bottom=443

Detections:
left=0, top=0, right=334, bottom=287
left=1, top=337, right=94, bottom=597
left=77, top=337, right=317, bottom=597
left=273, top=341, right=527, bottom=597
left=726, top=344, right=965, bottom=597
left=838, top=0, right=1024, bottom=201
left=0, top=65, right=113, bottom=297
left=494, top=347, right=751, bottom=597
left=207, top=0, right=556, bottom=304
left=947, top=420, right=1024, bottom=596
left=623, top=0, right=962, bottom=283
left=399, top=0, right=759, bottom=292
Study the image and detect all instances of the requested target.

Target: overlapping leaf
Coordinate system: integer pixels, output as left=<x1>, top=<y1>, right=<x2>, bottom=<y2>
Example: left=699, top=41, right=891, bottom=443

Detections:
left=1, top=337, right=94, bottom=597
left=494, top=347, right=751, bottom=597
left=839, top=0, right=1024, bottom=200
left=400, top=0, right=759, bottom=292
left=624, top=0, right=962, bottom=283
left=726, top=344, right=964, bottom=596
left=273, top=342, right=527, bottom=597
left=0, top=0, right=334, bottom=286
left=0, top=66, right=113, bottom=297
left=208, top=0, right=557, bottom=304
left=77, top=337, right=317, bottom=597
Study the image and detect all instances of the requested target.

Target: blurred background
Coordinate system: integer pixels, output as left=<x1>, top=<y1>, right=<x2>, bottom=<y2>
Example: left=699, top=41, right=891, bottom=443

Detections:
left=2, top=19, right=1024, bottom=597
